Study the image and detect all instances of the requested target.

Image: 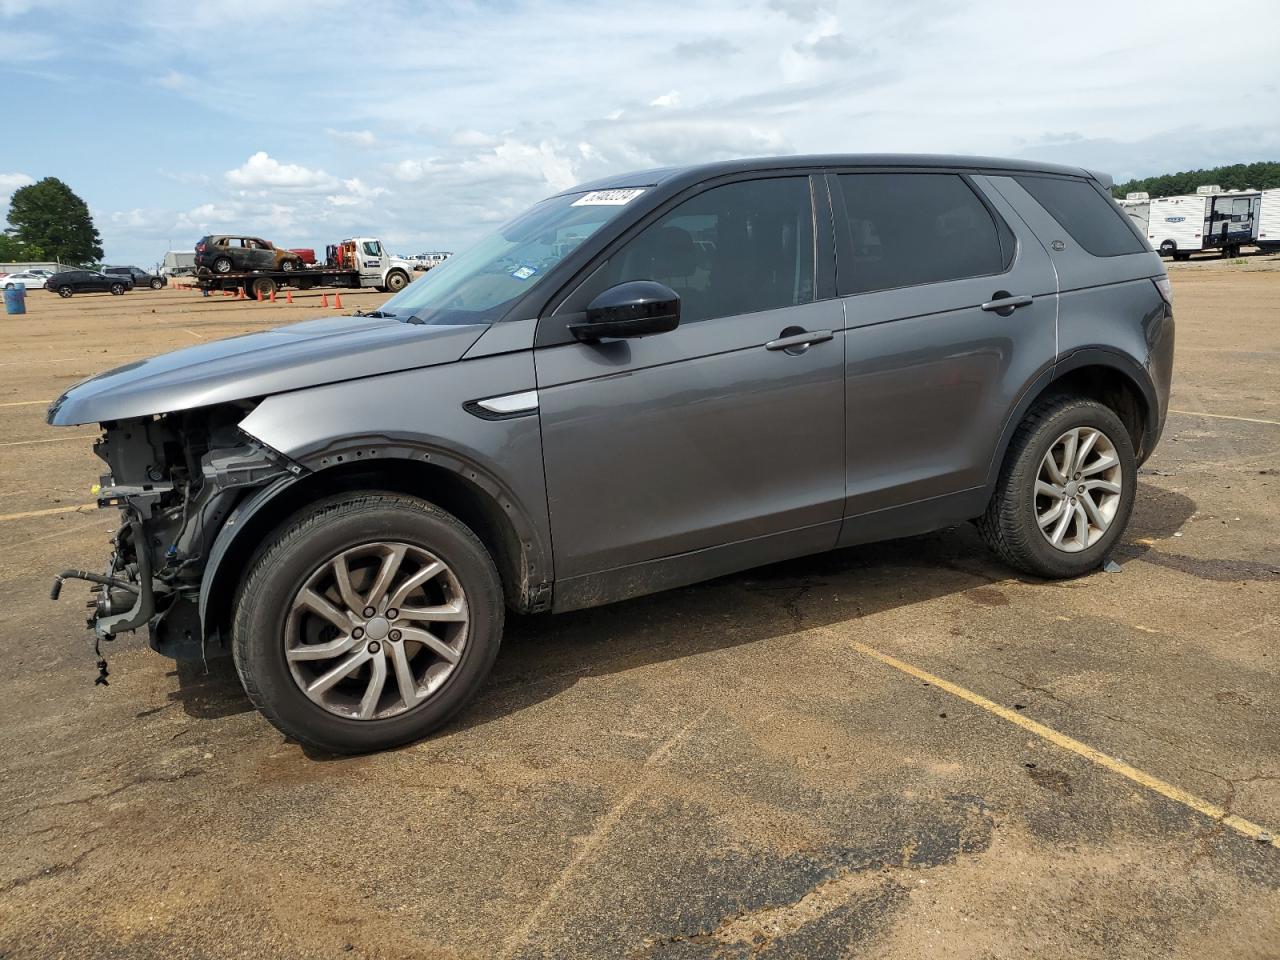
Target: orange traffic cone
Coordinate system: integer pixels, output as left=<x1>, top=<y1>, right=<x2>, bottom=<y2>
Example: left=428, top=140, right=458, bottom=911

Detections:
left=320, top=292, right=329, bottom=308
left=333, top=293, right=343, bottom=310
left=224, top=289, right=233, bottom=297
left=285, top=290, right=293, bottom=304
left=269, top=288, right=276, bottom=303
left=237, top=287, right=246, bottom=300
left=256, top=288, right=264, bottom=302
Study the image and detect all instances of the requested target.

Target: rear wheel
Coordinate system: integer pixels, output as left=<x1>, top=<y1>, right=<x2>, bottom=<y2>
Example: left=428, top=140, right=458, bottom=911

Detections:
left=213, top=257, right=233, bottom=274
left=251, top=276, right=277, bottom=299
left=977, top=396, right=1136, bottom=579
left=232, top=494, right=504, bottom=754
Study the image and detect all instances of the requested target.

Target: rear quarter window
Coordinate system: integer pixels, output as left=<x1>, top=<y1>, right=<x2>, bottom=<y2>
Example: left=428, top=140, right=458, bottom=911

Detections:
left=1015, top=175, right=1146, bottom=257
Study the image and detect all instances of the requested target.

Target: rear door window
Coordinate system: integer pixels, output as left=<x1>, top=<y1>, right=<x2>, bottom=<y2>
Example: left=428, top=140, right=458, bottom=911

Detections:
left=836, top=173, right=1013, bottom=295
left=1014, top=175, right=1146, bottom=257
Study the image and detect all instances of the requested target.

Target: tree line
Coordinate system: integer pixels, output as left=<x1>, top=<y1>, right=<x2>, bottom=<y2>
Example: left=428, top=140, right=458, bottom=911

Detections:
left=1, top=177, right=103, bottom=265
left=1112, top=161, right=1280, bottom=199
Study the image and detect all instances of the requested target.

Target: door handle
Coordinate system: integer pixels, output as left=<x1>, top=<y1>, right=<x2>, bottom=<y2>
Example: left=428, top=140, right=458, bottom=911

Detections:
left=981, top=292, right=1034, bottom=316
left=765, top=328, right=834, bottom=353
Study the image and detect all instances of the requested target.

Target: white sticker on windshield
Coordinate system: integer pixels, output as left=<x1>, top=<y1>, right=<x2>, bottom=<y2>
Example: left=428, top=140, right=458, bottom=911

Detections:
left=571, top=188, right=646, bottom=207
left=511, top=265, right=537, bottom=280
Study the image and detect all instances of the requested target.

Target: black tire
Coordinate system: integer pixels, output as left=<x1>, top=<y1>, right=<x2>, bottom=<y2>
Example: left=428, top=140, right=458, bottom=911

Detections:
left=1158, top=240, right=1176, bottom=257
left=385, top=270, right=409, bottom=292
left=1173, top=252, right=1191, bottom=262
left=976, top=396, right=1137, bottom=579
left=232, top=493, right=504, bottom=754
left=150, top=277, right=164, bottom=289
left=57, top=285, right=73, bottom=298
left=213, top=257, right=233, bottom=274
left=251, top=276, right=276, bottom=299
left=281, top=259, right=297, bottom=272
left=109, top=283, right=125, bottom=295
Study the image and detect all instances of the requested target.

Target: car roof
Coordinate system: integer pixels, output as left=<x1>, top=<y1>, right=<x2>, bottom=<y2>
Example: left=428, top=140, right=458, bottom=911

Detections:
left=554, top=153, right=1104, bottom=196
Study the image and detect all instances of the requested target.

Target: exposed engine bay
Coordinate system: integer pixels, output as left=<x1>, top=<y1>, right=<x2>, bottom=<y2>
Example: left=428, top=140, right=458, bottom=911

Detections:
left=50, top=402, right=303, bottom=674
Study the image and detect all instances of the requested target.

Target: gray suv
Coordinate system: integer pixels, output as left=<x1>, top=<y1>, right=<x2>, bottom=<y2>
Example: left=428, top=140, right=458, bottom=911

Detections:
left=49, top=155, right=1174, bottom=753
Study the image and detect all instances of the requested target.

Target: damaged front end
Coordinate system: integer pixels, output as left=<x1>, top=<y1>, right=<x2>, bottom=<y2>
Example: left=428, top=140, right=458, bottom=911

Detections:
left=50, top=402, right=303, bottom=674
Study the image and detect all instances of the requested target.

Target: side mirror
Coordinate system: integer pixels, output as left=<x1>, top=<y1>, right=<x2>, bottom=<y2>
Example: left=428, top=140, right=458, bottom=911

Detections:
left=568, top=281, right=681, bottom=343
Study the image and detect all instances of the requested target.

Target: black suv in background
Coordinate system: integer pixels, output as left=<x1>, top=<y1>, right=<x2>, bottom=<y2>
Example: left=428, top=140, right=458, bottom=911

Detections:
left=45, top=270, right=132, bottom=297
left=103, top=266, right=166, bottom=289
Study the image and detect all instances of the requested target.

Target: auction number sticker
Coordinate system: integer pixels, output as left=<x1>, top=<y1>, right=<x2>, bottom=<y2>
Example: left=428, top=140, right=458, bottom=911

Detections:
left=572, top=188, right=646, bottom=206
left=511, top=265, right=537, bottom=280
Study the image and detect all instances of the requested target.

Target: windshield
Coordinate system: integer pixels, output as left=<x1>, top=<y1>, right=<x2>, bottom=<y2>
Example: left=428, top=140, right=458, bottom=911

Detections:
left=379, top=190, right=643, bottom=325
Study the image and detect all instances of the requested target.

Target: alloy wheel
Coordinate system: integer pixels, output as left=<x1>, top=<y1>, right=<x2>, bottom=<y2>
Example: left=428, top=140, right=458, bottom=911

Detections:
left=284, top=542, right=469, bottom=720
left=1034, top=426, right=1123, bottom=553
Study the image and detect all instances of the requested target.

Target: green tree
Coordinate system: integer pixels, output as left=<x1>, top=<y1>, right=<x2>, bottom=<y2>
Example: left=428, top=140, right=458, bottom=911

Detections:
left=1112, top=161, right=1280, bottom=199
left=0, top=231, right=28, bottom=261
left=6, top=177, right=103, bottom=266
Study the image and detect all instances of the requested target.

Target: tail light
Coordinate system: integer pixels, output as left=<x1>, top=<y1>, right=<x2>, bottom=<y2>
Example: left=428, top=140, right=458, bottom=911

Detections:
left=1153, top=276, right=1173, bottom=308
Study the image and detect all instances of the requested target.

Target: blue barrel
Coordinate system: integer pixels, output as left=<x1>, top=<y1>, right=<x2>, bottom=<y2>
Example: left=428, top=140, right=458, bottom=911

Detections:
left=3, top=285, right=26, bottom=315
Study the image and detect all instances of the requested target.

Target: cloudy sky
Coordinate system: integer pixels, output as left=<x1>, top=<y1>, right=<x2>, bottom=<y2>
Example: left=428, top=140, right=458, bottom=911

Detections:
left=3, top=0, right=1278, bottom=265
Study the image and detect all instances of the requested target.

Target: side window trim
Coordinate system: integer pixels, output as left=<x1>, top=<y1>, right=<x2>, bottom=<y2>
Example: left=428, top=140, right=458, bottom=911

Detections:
left=829, top=169, right=1017, bottom=298
left=535, top=172, right=828, bottom=348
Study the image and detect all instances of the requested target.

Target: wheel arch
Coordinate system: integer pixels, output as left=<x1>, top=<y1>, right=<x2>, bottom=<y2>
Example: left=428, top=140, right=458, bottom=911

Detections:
left=985, top=349, right=1160, bottom=492
left=199, top=452, right=552, bottom=648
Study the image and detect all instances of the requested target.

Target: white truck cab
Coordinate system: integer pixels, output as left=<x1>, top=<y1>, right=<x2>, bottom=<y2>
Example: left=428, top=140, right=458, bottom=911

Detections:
left=332, top=237, right=415, bottom=292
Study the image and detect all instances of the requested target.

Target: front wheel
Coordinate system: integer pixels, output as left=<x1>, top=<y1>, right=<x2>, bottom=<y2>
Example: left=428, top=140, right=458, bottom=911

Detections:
left=281, top=259, right=297, bottom=272
left=977, top=396, right=1136, bottom=579
left=109, top=283, right=125, bottom=295
left=58, top=285, right=73, bottom=298
left=150, top=278, right=164, bottom=289
left=385, top=270, right=409, bottom=292
left=212, top=257, right=233, bottom=274
left=232, top=494, right=504, bottom=754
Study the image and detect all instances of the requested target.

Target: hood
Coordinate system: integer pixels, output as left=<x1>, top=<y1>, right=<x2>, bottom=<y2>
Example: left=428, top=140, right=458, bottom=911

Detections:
left=49, top=314, right=488, bottom=425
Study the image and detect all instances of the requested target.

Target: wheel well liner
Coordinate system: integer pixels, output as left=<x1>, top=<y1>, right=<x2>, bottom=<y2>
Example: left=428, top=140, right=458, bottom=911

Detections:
left=200, top=455, right=551, bottom=646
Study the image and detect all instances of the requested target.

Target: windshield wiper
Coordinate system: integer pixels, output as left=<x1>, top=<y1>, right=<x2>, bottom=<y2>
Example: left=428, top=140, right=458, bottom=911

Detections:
left=356, top=309, right=399, bottom=319
left=404, top=314, right=426, bottom=325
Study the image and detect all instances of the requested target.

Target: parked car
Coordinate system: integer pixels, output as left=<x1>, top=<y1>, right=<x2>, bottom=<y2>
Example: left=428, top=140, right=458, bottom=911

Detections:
left=194, top=235, right=305, bottom=274
left=46, top=270, right=132, bottom=297
left=48, top=154, right=1174, bottom=754
left=2, top=269, right=55, bottom=289
left=287, top=248, right=317, bottom=266
left=103, top=266, right=167, bottom=290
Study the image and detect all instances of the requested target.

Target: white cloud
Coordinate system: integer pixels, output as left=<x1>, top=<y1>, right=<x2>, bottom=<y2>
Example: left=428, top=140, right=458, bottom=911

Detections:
left=225, top=152, right=336, bottom=191
left=0, top=29, right=56, bottom=62
left=449, top=129, right=499, bottom=148
left=325, top=128, right=377, bottom=147
left=0, top=172, right=35, bottom=199
left=649, top=91, right=680, bottom=108
left=153, top=69, right=191, bottom=90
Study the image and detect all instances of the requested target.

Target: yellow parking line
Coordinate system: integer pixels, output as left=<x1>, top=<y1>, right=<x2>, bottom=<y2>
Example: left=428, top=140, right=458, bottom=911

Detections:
left=0, top=399, right=51, bottom=407
left=1169, top=409, right=1280, bottom=427
left=0, top=434, right=97, bottom=448
left=0, top=503, right=98, bottom=522
left=846, top=637, right=1279, bottom=848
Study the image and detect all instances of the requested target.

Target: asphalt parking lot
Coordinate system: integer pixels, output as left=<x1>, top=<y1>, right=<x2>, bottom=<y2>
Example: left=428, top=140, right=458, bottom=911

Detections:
left=1, top=261, right=1277, bottom=959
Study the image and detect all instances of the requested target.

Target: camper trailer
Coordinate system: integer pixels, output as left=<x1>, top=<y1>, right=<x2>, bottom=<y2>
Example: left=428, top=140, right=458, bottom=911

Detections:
left=162, top=250, right=197, bottom=277
left=1256, top=188, right=1280, bottom=252
left=1147, top=189, right=1261, bottom=260
left=1118, top=192, right=1150, bottom=235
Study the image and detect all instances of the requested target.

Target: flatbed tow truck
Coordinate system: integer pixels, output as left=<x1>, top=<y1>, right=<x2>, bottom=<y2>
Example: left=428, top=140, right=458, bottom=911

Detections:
left=195, top=237, right=416, bottom=298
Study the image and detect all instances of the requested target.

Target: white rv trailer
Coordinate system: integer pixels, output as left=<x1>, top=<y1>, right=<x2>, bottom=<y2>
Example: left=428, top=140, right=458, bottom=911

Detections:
left=1256, top=188, right=1280, bottom=252
left=1146, top=190, right=1261, bottom=259
left=1117, top=192, right=1150, bottom=235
